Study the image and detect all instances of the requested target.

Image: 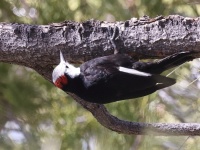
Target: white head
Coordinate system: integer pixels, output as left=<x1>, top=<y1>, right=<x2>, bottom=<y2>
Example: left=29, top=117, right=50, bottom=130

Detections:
left=52, top=51, right=80, bottom=89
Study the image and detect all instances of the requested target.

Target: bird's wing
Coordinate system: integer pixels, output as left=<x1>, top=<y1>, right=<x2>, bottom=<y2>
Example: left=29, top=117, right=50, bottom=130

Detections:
left=118, top=66, right=151, bottom=77
left=80, top=54, right=153, bottom=88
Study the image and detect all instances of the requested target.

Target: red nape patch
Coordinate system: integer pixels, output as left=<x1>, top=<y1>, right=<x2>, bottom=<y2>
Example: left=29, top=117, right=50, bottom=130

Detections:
left=55, top=75, right=68, bottom=89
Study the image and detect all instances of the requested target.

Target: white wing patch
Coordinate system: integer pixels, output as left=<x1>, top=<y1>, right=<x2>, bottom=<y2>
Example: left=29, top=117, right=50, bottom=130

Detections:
left=118, top=66, right=151, bottom=77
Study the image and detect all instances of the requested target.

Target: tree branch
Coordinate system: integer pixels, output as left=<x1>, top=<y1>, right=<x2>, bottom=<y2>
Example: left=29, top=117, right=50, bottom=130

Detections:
left=1, top=15, right=200, bottom=135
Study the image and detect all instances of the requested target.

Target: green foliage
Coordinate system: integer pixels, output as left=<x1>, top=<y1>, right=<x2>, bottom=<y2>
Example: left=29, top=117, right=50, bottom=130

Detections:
left=1, top=0, right=200, bottom=149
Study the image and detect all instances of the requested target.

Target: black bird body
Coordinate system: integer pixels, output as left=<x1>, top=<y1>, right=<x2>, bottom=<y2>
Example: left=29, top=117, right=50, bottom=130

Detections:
left=52, top=52, right=194, bottom=104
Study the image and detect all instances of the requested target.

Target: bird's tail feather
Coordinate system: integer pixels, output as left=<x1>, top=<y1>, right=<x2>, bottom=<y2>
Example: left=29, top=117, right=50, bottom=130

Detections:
left=152, top=74, right=176, bottom=89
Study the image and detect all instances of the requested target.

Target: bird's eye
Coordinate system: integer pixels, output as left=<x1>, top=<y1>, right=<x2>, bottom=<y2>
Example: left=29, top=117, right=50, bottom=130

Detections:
left=66, top=65, right=69, bottom=68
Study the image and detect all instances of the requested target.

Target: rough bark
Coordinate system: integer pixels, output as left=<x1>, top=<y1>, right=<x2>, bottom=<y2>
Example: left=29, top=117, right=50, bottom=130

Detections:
left=0, top=15, right=200, bottom=136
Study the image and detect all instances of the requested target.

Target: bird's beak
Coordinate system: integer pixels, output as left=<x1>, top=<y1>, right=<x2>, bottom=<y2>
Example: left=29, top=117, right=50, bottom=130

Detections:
left=60, top=51, right=65, bottom=63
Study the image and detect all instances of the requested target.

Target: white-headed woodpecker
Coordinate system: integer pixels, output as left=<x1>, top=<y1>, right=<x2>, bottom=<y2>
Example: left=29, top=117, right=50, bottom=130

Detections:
left=52, top=51, right=194, bottom=104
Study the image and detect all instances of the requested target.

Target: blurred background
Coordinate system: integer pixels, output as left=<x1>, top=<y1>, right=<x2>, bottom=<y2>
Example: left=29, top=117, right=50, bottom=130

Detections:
left=0, top=0, right=200, bottom=149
